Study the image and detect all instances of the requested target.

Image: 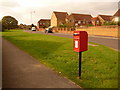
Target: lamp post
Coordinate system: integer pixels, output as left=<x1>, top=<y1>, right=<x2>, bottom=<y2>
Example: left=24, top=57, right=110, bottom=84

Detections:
left=30, top=11, right=35, bottom=24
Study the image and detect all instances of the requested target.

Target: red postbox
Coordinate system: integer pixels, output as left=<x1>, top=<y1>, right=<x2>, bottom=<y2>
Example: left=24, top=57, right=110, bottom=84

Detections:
left=73, top=31, right=88, bottom=52
left=73, top=31, right=88, bottom=79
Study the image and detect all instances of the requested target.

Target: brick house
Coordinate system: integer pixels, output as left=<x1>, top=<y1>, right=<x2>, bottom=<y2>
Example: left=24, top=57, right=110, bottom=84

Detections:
left=37, top=19, right=50, bottom=28
left=18, top=24, right=31, bottom=30
left=91, top=17, right=101, bottom=26
left=66, top=13, right=93, bottom=27
left=51, top=11, right=68, bottom=27
left=97, top=15, right=112, bottom=25
left=112, top=9, right=120, bottom=22
left=92, top=15, right=112, bottom=26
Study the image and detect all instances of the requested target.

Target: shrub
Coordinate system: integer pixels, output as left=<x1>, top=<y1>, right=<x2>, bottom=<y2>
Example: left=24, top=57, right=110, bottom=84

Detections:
left=58, top=24, right=67, bottom=28
left=103, top=22, right=118, bottom=26
left=87, top=24, right=94, bottom=27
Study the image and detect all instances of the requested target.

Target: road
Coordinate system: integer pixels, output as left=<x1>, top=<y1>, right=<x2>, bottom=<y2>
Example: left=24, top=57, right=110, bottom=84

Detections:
left=89, top=36, right=119, bottom=51
left=2, top=38, right=80, bottom=88
left=25, top=31, right=119, bottom=51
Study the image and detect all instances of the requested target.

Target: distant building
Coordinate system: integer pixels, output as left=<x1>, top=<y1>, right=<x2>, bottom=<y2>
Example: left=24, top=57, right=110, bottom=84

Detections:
left=18, top=24, right=31, bottom=30
left=91, top=15, right=112, bottom=26
left=37, top=19, right=50, bottom=28
left=97, top=15, right=112, bottom=25
left=66, top=13, right=92, bottom=27
left=51, top=11, right=68, bottom=27
left=112, top=9, right=120, bottom=22
left=91, top=17, right=101, bottom=26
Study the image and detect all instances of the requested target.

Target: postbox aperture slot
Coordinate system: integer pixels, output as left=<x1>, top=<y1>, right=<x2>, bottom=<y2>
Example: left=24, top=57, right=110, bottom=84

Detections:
left=73, top=33, right=79, bottom=36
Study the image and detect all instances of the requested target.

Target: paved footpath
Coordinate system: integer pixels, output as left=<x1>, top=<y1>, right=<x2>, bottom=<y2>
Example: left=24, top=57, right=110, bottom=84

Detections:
left=2, top=38, right=80, bottom=88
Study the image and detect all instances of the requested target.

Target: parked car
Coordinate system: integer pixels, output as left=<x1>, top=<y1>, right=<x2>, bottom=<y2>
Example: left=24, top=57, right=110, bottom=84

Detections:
left=31, top=26, right=36, bottom=31
left=45, top=26, right=53, bottom=33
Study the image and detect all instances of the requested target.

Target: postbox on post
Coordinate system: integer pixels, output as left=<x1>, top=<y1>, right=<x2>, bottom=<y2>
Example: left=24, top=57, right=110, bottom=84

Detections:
left=73, top=31, right=88, bottom=79
left=74, top=31, right=88, bottom=52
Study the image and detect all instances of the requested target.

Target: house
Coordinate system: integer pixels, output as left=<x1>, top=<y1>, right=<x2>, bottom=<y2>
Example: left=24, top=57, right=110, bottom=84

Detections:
left=37, top=19, right=50, bottom=28
left=92, top=15, right=113, bottom=26
left=18, top=24, right=31, bottom=30
left=66, top=13, right=92, bottom=27
left=91, top=17, right=101, bottom=26
left=51, top=11, right=68, bottom=27
left=97, top=15, right=112, bottom=25
left=112, top=9, right=120, bottom=22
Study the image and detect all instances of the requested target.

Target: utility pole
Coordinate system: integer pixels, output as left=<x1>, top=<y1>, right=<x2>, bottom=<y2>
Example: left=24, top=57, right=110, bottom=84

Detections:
left=30, top=11, right=35, bottom=24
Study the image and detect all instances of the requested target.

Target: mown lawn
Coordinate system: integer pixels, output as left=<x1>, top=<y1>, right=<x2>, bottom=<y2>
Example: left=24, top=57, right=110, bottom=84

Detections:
left=2, top=30, right=119, bottom=88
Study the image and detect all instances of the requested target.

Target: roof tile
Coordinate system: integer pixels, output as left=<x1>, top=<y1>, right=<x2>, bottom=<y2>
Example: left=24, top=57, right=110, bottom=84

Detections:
left=53, top=11, right=68, bottom=20
left=113, top=9, right=120, bottom=17
left=70, top=13, right=92, bottom=21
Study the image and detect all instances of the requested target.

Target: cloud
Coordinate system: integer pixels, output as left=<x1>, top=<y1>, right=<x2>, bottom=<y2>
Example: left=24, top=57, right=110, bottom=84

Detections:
left=22, top=2, right=118, bottom=25
left=88, top=2, right=118, bottom=15
left=39, top=2, right=118, bottom=16
left=0, top=1, right=20, bottom=8
left=0, top=0, right=119, bottom=25
left=118, top=1, right=120, bottom=9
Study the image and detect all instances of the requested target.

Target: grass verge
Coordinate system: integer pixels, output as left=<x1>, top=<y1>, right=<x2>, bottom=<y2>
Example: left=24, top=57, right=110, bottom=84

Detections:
left=2, top=30, right=119, bottom=88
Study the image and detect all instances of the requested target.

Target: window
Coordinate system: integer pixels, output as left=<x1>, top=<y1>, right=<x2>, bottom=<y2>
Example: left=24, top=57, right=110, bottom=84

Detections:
left=78, top=21, right=81, bottom=24
left=75, top=23, right=78, bottom=26
left=115, top=17, right=119, bottom=22
left=59, top=22, right=63, bottom=25
left=86, top=21, right=89, bottom=24
left=83, top=21, right=86, bottom=24
left=96, top=20, right=99, bottom=24
left=70, top=20, right=74, bottom=23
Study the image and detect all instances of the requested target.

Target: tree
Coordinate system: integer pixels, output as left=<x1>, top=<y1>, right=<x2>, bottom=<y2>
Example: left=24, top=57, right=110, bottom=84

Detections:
left=31, top=24, right=34, bottom=27
left=0, top=20, right=2, bottom=32
left=2, top=16, right=18, bottom=31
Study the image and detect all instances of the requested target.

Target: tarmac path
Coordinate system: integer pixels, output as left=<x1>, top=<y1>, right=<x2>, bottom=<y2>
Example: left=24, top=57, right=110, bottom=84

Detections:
left=2, top=38, right=80, bottom=88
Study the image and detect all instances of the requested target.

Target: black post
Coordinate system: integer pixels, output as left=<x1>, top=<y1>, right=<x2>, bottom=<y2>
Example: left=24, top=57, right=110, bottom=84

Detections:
left=79, top=52, right=82, bottom=79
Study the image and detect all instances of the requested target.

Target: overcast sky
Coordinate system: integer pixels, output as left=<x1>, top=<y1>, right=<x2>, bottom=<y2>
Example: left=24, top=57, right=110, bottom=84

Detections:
left=0, top=0, right=119, bottom=25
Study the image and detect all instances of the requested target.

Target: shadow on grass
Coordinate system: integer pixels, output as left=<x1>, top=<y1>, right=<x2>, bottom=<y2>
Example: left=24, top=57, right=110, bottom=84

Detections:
left=3, top=36, right=64, bottom=60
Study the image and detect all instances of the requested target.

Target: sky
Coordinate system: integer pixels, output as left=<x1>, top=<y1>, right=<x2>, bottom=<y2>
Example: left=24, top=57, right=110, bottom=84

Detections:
left=0, top=0, right=120, bottom=25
